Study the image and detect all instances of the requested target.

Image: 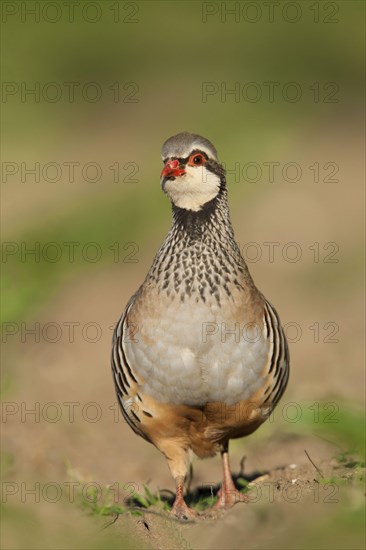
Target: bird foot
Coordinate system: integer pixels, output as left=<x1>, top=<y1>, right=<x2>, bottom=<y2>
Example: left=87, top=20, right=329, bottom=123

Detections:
left=213, top=487, right=249, bottom=509
left=171, top=498, right=197, bottom=521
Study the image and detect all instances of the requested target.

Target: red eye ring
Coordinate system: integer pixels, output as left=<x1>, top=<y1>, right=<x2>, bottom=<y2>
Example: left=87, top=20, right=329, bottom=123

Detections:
left=188, top=153, right=205, bottom=166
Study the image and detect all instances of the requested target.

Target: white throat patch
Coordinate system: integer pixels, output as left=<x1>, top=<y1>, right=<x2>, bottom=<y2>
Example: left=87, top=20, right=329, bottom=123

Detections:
left=162, top=165, right=220, bottom=211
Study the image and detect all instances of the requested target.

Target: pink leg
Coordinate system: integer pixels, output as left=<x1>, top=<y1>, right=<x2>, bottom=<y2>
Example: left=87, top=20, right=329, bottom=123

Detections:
left=171, top=475, right=196, bottom=520
left=214, top=442, right=248, bottom=509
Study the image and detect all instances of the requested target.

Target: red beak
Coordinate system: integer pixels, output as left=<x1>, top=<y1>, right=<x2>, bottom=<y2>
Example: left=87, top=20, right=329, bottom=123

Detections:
left=161, top=159, right=185, bottom=179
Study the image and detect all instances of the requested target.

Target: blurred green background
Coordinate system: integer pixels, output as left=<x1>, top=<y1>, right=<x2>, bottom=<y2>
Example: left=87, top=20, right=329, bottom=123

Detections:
left=1, top=1, right=365, bottom=549
left=2, top=0, right=364, bottom=324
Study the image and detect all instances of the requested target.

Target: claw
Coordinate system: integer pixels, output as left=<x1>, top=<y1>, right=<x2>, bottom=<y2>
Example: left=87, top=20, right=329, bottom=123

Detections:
left=171, top=498, right=197, bottom=520
left=213, top=487, right=249, bottom=509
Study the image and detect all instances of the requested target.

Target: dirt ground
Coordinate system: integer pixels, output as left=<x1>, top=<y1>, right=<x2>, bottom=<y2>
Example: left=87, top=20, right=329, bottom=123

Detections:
left=2, top=125, right=365, bottom=549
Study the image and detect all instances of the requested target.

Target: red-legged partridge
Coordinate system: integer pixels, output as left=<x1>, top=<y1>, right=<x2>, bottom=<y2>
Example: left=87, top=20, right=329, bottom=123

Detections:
left=111, top=132, right=289, bottom=519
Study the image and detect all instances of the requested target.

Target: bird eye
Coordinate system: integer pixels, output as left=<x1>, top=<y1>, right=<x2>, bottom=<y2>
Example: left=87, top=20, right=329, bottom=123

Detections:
left=189, top=154, right=205, bottom=166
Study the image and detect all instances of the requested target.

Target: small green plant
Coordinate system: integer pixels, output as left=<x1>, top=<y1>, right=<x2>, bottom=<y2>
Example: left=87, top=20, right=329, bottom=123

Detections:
left=318, top=476, right=348, bottom=486
left=130, top=484, right=170, bottom=511
left=237, top=477, right=250, bottom=491
left=335, top=450, right=365, bottom=469
left=191, top=494, right=217, bottom=511
left=78, top=484, right=126, bottom=517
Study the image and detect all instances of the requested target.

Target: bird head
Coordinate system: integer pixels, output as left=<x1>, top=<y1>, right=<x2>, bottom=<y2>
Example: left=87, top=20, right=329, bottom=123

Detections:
left=160, top=132, right=225, bottom=212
